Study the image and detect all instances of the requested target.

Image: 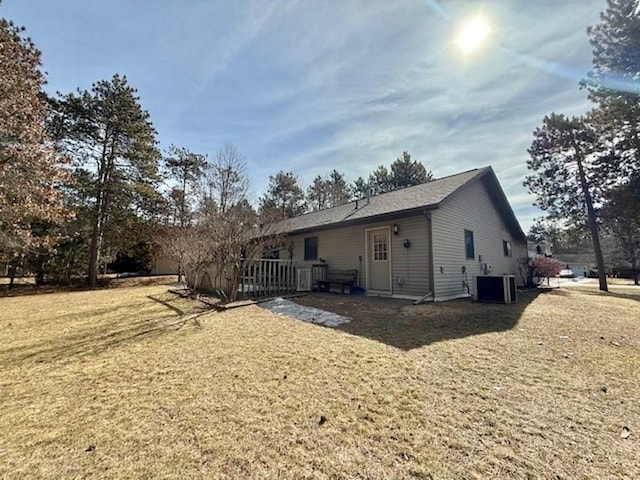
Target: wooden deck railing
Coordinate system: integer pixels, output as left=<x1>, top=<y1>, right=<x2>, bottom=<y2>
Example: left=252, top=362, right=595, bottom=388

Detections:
left=240, top=258, right=297, bottom=298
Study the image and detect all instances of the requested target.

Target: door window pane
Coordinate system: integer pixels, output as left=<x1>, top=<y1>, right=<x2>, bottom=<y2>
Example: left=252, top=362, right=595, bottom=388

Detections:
left=373, top=233, right=388, bottom=261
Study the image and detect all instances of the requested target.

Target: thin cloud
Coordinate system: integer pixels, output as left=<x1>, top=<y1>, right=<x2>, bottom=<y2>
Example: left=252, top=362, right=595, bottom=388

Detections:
left=2, top=0, right=607, bottom=233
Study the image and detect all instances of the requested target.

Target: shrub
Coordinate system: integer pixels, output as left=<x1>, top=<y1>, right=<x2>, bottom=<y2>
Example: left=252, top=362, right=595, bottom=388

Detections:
left=532, top=256, right=564, bottom=282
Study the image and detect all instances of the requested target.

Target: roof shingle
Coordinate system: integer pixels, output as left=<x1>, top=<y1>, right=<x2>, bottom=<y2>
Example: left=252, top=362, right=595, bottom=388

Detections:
left=277, top=167, right=490, bottom=234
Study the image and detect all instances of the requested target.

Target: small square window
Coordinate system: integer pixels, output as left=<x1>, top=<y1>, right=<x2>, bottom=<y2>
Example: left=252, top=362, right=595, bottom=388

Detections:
left=464, top=229, right=475, bottom=259
left=304, top=236, right=318, bottom=261
left=503, top=240, right=512, bottom=257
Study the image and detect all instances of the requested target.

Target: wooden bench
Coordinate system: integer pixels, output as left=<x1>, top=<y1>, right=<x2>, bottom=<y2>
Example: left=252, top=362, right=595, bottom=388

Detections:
left=317, top=269, right=357, bottom=294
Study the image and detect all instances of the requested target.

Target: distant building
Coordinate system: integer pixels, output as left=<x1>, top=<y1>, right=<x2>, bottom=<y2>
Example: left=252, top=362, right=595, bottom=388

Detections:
left=527, top=240, right=552, bottom=258
left=553, top=254, right=593, bottom=278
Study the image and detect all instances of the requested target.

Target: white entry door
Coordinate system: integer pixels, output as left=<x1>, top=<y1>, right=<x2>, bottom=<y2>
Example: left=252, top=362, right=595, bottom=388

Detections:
left=367, top=228, right=391, bottom=292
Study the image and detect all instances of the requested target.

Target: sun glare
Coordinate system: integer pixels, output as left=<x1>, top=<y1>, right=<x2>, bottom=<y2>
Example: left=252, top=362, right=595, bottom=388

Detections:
left=454, top=14, right=491, bottom=55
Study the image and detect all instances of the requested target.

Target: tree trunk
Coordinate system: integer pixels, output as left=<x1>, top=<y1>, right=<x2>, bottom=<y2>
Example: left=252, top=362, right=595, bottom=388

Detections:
left=88, top=181, right=107, bottom=287
left=88, top=138, right=109, bottom=287
left=574, top=148, right=608, bottom=292
left=7, top=262, right=17, bottom=290
left=34, top=258, right=45, bottom=285
left=88, top=213, right=101, bottom=287
left=88, top=137, right=117, bottom=287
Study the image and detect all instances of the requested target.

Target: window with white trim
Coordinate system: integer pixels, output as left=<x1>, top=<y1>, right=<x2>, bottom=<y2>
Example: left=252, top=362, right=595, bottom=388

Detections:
left=464, top=229, right=475, bottom=259
left=304, top=237, right=318, bottom=261
left=503, top=240, right=512, bottom=257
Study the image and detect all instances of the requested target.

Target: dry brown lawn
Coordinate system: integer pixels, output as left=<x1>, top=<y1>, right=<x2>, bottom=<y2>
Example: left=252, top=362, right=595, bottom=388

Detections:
left=0, top=274, right=177, bottom=297
left=0, top=283, right=639, bottom=479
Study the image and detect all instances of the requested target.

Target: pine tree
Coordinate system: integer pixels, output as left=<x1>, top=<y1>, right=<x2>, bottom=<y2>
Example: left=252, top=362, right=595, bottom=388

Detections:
left=351, top=176, right=369, bottom=199
left=326, top=170, right=351, bottom=207
left=583, top=0, right=640, bottom=181
left=601, top=176, right=640, bottom=284
left=307, top=175, right=329, bottom=211
left=524, top=113, right=608, bottom=291
left=259, top=171, right=306, bottom=220
left=51, top=74, right=161, bottom=286
left=306, top=170, right=351, bottom=211
left=164, top=145, right=206, bottom=227
left=390, top=151, right=433, bottom=189
left=368, top=165, right=393, bottom=195
left=365, top=152, right=432, bottom=195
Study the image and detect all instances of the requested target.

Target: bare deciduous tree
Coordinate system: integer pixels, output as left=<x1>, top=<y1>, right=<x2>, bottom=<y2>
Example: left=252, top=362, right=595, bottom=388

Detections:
left=161, top=144, right=284, bottom=302
left=157, top=226, right=210, bottom=296
left=206, top=144, right=249, bottom=215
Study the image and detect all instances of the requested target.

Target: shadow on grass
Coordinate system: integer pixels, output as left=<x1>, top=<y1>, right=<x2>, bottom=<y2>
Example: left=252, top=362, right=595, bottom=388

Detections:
left=147, top=295, right=185, bottom=316
left=553, top=286, right=640, bottom=302
left=295, top=290, right=542, bottom=351
left=0, top=310, right=211, bottom=368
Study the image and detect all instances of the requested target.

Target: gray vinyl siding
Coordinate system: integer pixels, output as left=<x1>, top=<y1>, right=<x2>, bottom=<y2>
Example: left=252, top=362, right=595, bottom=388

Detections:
left=431, top=180, right=526, bottom=301
left=286, top=214, right=431, bottom=297
left=512, top=237, right=528, bottom=276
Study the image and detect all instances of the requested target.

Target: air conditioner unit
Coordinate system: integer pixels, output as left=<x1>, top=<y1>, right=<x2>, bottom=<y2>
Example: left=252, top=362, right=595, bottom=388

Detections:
left=297, top=268, right=311, bottom=292
left=505, top=275, right=517, bottom=303
left=475, top=275, right=517, bottom=303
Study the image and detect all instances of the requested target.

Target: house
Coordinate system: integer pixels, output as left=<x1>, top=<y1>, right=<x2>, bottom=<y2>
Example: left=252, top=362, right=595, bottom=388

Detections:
left=527, top=239, right=592, bottom=278
left=552, top=254, right=592, bottom=278
left=527, top=240, right=552, bottom=258
left=276, top=166, right=527, bottom=301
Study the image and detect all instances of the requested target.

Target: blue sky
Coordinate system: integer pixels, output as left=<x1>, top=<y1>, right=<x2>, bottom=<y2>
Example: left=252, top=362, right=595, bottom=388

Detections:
left=3, top=0, right=607, bottom=231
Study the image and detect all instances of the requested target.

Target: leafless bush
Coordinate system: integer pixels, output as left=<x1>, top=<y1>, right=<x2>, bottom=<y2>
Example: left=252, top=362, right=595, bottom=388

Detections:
left=200, top=203, right=284, bottom=302
left=157, top=226, right=210, bottom=296
left=517, top=256, right=536, bottom=288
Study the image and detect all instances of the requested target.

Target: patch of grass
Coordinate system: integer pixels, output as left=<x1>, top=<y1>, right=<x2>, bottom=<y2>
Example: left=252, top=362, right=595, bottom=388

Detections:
left=0, top=286, right=638, bottom=479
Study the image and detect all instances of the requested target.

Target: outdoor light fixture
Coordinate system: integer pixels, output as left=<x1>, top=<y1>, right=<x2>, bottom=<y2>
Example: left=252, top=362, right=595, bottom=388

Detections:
left=393, top=223, right=399, bottom=235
